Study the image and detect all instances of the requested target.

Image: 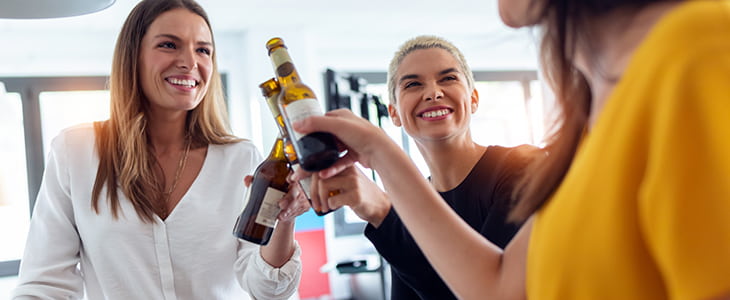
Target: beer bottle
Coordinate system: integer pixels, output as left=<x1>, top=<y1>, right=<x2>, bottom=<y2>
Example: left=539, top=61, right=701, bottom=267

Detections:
left=233, top=136, right=290, bottom=245
left=266, top=37, right=339, bottom=171
left=259, top=78, right=333, bottom=216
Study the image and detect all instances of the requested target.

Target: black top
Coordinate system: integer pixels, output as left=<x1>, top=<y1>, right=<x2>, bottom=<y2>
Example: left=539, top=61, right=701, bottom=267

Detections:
left=364, top=145, right=536, bottom=300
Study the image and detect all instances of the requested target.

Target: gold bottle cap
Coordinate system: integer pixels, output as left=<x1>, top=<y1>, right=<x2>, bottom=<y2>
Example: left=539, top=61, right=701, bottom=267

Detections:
left=258, top=78, right=280, bottom=97
left=266, top=37, right=286, bottom=55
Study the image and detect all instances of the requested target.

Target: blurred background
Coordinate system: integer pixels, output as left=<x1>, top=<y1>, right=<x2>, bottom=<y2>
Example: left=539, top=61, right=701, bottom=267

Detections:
left=0, top=0, right=546, bottom=299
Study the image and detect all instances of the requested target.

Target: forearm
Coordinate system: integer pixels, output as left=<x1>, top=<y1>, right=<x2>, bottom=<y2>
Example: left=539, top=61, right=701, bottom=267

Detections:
left=260, top=221, right=295, bottom=268
left=371, top=144, right=517, bottom=299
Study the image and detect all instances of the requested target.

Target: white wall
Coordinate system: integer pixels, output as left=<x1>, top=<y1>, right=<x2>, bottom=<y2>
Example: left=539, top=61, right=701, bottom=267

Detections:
left=0, top=0, right=539, bottom=152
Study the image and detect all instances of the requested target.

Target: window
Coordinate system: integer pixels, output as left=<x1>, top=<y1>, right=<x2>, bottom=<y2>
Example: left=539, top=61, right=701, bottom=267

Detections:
left=39, top=91, right=111, bottom=152
left=0, top=77, right=109, bottom=277
left=0, top=90, right=30, bottom=264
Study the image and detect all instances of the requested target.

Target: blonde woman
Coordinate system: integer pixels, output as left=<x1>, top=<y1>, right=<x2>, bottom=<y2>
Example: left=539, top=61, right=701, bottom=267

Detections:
left=310, top=36, right=537, bottom=299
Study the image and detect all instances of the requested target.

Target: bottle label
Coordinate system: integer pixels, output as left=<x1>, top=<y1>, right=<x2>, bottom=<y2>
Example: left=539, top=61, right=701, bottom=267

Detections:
left=255, top=187, right=286, bottom=227
left=270, top=48, right=293, bottom=76
left=290, top=163, right=312, bottom=199
left=283, top=98, right=323, bottom=140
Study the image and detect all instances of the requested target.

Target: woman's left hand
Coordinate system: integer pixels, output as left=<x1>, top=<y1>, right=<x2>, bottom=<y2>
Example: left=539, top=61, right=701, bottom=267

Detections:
left=243, top=174, right=310, bottom=224
left=276, top=181, right=310, bottom=223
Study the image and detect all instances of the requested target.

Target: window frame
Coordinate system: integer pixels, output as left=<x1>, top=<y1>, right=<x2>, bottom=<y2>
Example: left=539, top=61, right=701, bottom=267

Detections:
left=0, top=76, right=110, bottom=277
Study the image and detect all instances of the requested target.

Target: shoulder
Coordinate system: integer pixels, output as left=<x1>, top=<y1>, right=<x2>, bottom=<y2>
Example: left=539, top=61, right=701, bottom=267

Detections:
left=216, top=138, right=259, bottom=154
left=209, top=139, right=263, bottom=167
left=49, top=123, right=96, bottom=152
left=487, top=144, right=542, bottom=166
left=641, top=1, right=730, bottom=66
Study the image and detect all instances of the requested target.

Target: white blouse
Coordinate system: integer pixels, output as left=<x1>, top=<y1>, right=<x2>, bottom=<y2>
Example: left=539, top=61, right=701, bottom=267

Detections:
left=12, top=124, right=301, bottom=300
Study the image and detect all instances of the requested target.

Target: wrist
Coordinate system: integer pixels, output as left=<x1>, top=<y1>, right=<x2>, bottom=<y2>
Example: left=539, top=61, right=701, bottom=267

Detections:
left=368, top=139, right=408, bottom=173
left=365, top=194, right=391, bottom=228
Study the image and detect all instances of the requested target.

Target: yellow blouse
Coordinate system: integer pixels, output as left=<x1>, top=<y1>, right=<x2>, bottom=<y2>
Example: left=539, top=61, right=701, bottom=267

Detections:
left=528, top=1, right=730, bottom=299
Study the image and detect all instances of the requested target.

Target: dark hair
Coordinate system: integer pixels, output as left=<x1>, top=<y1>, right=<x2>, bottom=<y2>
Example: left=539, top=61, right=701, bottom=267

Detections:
left=510, top=0, right=680, bottom=221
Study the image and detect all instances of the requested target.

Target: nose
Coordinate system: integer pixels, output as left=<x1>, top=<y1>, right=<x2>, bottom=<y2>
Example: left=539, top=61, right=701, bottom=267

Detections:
left=424, top=82, right=444, bottom=101
left=176, top=47, right=198, bottom=71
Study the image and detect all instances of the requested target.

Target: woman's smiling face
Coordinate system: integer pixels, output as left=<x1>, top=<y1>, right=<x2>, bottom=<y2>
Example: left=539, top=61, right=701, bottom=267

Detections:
left=389, top=48, right=479, bottom=142
left=138, top=8, right=214, bottom=114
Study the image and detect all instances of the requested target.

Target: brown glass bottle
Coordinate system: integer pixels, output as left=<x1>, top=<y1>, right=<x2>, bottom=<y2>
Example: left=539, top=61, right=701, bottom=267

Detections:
left=233, top=137, right=290, bottom=245
left=259, top=78, right=333, bottom=216
left=266, top=37, right=339, bottom=172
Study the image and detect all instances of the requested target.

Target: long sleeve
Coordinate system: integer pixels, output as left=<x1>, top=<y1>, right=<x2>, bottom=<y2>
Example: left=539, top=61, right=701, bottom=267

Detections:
left=233, top=147, right=302, bottom=300
left=12, top=133, right=84, bottom=299
left=235, top=240, right=302, bottom=300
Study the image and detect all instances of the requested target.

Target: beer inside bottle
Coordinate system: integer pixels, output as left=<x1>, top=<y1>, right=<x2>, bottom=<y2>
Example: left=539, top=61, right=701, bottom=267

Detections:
left=266, top=37, right=339, bottom=172
left=259, top=78, right=333, bottom=216
left=233, top=137, right=290, bottom=245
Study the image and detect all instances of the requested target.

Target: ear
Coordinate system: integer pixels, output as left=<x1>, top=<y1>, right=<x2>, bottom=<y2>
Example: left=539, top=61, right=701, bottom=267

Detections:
left=470, top=88, right=479, bottom=114
left=388, top=103, right=402, bottom=127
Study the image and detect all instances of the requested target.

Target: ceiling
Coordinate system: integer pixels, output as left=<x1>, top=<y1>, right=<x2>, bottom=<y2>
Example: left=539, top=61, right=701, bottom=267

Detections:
left=0, top=0, right=538, bottom=74
left=0, top=0, right=504, bottom=33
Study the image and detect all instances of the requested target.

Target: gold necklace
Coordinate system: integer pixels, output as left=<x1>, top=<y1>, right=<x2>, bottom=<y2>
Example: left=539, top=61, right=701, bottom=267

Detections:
left=165, top=138, right=192, bottom=199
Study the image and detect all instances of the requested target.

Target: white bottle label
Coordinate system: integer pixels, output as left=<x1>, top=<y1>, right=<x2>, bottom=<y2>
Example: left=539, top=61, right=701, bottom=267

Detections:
left=282, top=98, right=323, bottom=140
left=270, top=48, right=292, bottom=69
left=255, top=187, right=286, bottom=227
left=290, top=163, right=312, bottom=199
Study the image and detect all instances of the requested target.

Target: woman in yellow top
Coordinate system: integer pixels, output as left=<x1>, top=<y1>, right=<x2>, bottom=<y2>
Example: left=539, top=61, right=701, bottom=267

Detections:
left=291, top=0, right=730, bottom=299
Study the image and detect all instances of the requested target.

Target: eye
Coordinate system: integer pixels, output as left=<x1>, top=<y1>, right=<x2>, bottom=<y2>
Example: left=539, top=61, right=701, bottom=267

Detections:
left=197, top=47, right=212, bottom=55
left=441, top=75, right=458, bottom=82
left=404, top=81, right=421, bottom=89
left=157, top=41, right=176, bottom=49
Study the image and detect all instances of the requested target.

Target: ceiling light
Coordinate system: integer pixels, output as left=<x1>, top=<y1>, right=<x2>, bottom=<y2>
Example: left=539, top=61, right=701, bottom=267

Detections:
left=0, top=0, right=116, bottom=19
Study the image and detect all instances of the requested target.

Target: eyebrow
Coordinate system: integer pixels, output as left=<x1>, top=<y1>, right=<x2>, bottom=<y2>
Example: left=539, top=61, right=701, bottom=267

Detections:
left=154, top=33, right=213, bottom=46
left=398, top=68, right=460, bottom=84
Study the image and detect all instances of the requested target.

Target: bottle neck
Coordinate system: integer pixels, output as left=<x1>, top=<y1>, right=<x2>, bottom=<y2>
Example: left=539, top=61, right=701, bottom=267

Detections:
left=268, top=137, right=288, bottom=161
left=269, top=47, right=301, bottom=87
left=282, top=137, right=298, bottom=162
left=264, top=93, right=287, bottom=134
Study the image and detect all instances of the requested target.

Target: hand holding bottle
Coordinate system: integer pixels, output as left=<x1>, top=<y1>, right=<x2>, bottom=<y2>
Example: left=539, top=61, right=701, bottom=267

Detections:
left=243, top=175, right=310, bottom=223
left=290, top=109, right=404, bottom=179
left=309, top=165, right=391, bottom=228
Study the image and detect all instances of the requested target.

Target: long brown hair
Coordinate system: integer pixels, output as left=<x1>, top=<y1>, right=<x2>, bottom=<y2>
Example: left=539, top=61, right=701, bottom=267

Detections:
left=92, top=0, right=238, bottom=222
left=510, top=0, right=674, bottom=221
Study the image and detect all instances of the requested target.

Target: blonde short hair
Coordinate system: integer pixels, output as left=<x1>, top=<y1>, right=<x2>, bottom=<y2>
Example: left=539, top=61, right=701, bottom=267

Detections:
left=386, top=35, right=475, bottom=105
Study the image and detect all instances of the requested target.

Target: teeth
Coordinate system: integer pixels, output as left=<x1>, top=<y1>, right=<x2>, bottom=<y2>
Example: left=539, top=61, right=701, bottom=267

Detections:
left=422, top=109, right=450, bottom=118
left=168, top=78, right=197, bottom=88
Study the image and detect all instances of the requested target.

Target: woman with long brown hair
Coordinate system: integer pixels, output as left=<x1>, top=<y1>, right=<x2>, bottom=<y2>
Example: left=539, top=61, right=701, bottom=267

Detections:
left=293, top=0, right=730, bottom=299
left=13, top=0, right=306, bottom=299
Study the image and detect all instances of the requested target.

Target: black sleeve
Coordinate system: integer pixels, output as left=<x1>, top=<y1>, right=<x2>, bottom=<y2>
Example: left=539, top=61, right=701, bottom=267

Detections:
left=364, top=208, right=415, bottom=267
left=493, top=144, right=541, bottom=210
left=365, top=208, right=457, bottom=299
left=389, top=268, right=421, bottom=300
left=479, top=145, right=540, bottom=248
